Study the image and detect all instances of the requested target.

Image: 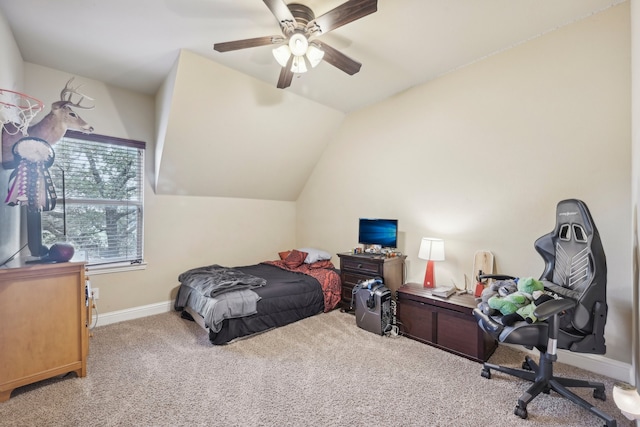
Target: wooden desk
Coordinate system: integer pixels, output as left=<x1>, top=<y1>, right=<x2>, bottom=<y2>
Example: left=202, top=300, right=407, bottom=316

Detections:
left=396, top=283, right=497, bottom=362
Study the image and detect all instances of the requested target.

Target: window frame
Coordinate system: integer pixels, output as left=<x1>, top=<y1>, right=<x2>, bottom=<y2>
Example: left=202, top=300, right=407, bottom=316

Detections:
left=43, top=130, right=146, bottom=274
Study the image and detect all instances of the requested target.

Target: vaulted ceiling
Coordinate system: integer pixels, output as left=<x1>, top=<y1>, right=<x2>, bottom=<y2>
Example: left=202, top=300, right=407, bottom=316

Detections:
left=0, top=0, right=625, bottom=200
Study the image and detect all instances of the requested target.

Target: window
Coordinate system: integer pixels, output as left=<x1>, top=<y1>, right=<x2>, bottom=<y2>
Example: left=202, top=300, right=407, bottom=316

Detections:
left=41, top=130, right=145, bottom=268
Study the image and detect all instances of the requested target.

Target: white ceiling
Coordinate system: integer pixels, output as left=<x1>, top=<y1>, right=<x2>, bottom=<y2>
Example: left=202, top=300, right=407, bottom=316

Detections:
left=0, top=0, right=625, bottom=113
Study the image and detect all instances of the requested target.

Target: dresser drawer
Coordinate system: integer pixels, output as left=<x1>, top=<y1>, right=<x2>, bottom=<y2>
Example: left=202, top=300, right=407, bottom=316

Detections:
left=341, top=258, right=383, bottom=275
left=342, top=271, right=376, bottom=287
left=337, top=253, right=406, bottom=310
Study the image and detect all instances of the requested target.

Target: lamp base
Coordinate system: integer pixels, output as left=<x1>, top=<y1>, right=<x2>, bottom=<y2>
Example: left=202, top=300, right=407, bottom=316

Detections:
left=423, top=260, right=436, bottom=288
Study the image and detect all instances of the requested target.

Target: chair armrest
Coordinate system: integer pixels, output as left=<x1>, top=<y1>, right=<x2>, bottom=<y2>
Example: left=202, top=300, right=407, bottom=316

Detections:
left=533, top=298, right=576, bottom=322
left=478, top=274, right=517, bottom=281
left=472, top=308, right=504, bottom=336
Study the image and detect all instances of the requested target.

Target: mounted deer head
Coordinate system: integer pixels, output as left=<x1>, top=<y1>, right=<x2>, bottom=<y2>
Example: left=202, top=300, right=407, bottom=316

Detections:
left=1, top=77, right=95, bottom=169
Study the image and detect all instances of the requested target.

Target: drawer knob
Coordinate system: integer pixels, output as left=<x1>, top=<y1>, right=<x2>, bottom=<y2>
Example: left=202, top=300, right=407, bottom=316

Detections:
left=358, top=264, right=363, bottom=268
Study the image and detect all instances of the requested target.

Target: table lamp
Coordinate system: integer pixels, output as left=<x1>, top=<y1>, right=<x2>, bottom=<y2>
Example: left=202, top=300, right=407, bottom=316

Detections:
left=418, top=238, right=445, bottom=288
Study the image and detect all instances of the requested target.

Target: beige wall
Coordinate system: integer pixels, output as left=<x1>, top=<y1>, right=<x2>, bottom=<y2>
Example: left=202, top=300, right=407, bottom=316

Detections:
left=0, top=10, right=24, bottom=262
left=298, top=4, right=632, bottom=363
left=19, top=64, right=297, bottom=314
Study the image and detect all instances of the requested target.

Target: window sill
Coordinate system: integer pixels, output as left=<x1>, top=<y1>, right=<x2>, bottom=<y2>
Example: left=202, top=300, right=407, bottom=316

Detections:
left=87, top=261, right=147, bottom=275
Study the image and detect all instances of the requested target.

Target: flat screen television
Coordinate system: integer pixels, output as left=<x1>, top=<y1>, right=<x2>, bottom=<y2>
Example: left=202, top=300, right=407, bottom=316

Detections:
left=358, top=218, right=398, bottom=249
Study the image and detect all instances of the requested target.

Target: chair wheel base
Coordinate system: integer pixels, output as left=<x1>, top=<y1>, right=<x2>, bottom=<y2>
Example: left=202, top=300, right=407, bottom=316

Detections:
left=514, top=404, right=528, bottom=419
left=593, top=387, right=606, bottom=401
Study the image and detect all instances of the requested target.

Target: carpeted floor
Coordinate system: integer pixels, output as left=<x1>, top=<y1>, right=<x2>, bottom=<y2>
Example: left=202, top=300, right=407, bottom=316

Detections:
left=0, top=310, right=632, bottom=426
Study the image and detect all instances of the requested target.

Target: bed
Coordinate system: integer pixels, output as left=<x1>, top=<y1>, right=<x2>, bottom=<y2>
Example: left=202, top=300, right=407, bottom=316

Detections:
left=174, top=249, right=342, bottom=344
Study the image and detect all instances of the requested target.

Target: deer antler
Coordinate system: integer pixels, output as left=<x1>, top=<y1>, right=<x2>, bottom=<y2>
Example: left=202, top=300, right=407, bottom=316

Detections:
left=60, top=77, right=95, bottom=110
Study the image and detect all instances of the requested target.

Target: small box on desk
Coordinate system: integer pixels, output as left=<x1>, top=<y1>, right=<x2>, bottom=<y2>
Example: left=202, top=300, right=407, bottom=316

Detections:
left=430, top=286, right=456, bottom=298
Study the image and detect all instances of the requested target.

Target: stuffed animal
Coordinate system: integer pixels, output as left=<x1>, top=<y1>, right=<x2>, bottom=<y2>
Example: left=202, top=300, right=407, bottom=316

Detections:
left=486, top=277, right=544, bottom=318
left=517, top=277, right=544, bottom=297
left=501, top=290, right=555, bottom=326
left=487, top=289, right=531, bottom=316
left=477, top=279, right=518, bottom=316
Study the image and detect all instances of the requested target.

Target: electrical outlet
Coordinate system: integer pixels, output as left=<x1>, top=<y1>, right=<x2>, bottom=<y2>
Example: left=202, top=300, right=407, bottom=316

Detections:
left=92, top=288, right=99, bottom=300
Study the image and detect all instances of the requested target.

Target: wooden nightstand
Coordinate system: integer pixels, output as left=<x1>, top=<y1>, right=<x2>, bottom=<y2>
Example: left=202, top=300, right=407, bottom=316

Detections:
left=396, top=282, right=497, bottom=362
left=337, top=252, right=406, bottom=309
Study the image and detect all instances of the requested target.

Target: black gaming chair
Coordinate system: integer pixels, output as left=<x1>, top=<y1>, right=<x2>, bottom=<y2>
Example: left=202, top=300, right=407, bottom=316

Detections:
left=473, top=199, right=616, bottom=426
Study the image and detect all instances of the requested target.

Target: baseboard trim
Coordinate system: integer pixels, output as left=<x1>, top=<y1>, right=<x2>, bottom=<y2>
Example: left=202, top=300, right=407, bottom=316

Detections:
left=93, top=302, right=633, bottom=383
left=506, top=343, right=632, bottom=383
left=92, top=300, right=173, bottom=328
left=556, top=349, right=632, bottom=383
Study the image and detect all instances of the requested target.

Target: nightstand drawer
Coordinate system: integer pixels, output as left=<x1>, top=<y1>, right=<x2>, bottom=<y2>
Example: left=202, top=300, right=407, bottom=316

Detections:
left=341, top=258, right=383, bottom=275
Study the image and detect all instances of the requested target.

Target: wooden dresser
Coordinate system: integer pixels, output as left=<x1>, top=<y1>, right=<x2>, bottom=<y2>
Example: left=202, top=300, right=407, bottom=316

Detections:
left=337, top=252, right=406, bottom=309
left=0, top=261, right=89, bottom=402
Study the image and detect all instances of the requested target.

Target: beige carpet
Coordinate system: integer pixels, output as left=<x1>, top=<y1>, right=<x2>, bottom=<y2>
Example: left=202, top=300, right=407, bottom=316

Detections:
left=0, top=310, right=632, bottom=427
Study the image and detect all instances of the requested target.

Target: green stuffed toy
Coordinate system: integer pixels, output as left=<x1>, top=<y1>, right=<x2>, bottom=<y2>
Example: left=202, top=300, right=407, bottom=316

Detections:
left=517, top=277, right=544, bottom=296
left=487, top=277, right=545, bottom=321
left=487, top=290, right=530, bottom=315
left=502, top=290, right=556, bottom=326
left=499, top=278, right=556, bottom=326
left=477, top=279, right=517, bottom=316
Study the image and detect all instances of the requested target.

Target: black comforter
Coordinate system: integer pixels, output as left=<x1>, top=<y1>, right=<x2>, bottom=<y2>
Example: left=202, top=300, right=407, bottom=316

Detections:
left=176, top=263, right=325, bottom=345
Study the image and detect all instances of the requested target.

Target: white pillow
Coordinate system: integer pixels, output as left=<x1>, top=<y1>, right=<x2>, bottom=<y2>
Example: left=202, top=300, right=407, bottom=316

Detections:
left=298, top=247, right=331, bottom=264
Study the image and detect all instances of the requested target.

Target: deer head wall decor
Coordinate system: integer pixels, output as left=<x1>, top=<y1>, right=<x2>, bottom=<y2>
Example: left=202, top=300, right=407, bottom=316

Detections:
left=1, top=77, right=94, bottom=169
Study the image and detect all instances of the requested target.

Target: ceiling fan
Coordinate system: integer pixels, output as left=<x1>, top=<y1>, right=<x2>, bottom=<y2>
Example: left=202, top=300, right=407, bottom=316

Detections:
left=213, top=0, right=378, bottom=89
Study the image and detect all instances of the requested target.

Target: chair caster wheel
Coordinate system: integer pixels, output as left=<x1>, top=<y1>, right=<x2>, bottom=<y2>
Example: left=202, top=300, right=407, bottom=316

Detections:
left=593, top=388, right=606, bottom=401
left=514, top=405, right=528, bottom=419
left=481, top=368, right=491, bottom=379
left=522, top=360, right=532, bottom=370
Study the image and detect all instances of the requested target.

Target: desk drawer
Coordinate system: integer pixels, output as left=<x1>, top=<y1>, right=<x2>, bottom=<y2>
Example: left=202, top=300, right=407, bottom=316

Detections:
left=341, top=259, right=382, bottom=275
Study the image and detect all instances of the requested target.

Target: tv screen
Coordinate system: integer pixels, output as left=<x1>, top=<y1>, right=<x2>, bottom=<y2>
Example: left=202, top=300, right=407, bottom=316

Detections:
left=358, top=218, right=398, bottom=248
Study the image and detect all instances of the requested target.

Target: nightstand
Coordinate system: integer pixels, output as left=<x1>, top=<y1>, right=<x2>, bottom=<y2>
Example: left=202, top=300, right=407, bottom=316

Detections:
left=337, top=252, right=406, bottom=309
left=396, top=282, right=497, bottom=362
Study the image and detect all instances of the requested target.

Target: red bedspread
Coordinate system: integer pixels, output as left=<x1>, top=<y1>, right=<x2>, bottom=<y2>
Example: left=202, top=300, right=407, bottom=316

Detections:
left=262, top=259, right=342, bottom=312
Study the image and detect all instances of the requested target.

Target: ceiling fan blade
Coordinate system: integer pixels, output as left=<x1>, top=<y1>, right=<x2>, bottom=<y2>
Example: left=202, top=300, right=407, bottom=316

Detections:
left=277, top=55, right=295, bottom=89
left=310, top=0, right=377, bottom=35
left=214, top=35, right=284, bottom=52
left=263, top=0, right=296, bottom=29
left=315, top=42, right=361, bottom=75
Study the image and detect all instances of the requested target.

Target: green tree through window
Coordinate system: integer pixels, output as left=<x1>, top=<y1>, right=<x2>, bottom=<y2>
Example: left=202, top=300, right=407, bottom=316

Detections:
left=41, top=131, right=145, bottom=265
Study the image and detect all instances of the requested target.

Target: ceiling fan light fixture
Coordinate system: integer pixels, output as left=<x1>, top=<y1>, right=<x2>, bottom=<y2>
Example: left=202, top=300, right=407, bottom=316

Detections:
left=291, top=55, right=308, bottom=74
left=213, top=0, right=378, bottom=88
left=289, top=33, right=308, bottom=56
left=306, top=44, right=324, bottom=68
left=272, top=44, right=291, bottom=67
